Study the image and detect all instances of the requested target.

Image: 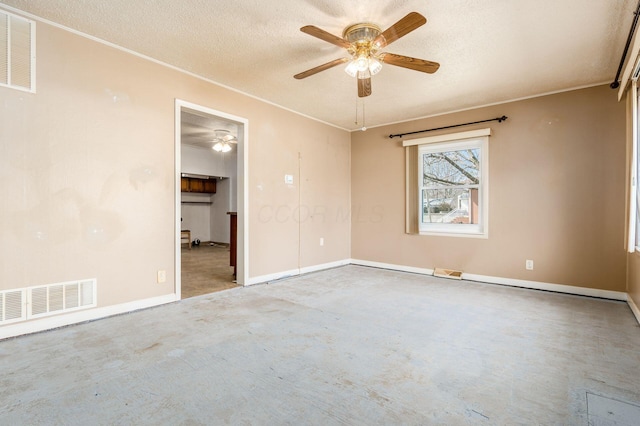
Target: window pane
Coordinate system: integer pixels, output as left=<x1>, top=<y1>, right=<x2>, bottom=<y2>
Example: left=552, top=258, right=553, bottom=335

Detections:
left=423, top=148, right=480, bottom=187
left=422, top=188, right=479, bottom=224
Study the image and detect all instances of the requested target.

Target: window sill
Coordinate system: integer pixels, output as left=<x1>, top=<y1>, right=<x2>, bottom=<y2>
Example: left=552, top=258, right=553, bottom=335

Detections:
left=419, top=230, right=488, bottom=239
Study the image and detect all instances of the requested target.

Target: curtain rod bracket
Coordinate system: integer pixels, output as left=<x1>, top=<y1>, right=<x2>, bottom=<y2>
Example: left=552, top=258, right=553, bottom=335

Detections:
left=389, top=115, right=508, bottom=139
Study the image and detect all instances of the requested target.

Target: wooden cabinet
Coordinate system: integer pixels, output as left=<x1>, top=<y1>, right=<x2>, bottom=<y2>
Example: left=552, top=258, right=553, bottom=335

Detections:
left=228, top=212, right=237, bottom=277
left=188, top=178, right=204, bottom=192
left=203, top=179, right=217, bottom=193
left=181, top=176, right=216, bottom=193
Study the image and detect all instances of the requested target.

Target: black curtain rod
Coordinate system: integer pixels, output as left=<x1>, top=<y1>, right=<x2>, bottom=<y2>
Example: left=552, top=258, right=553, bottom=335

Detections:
left=611, top=0, right=640, bottom=89
left=388, top=115, right=508, bottom=139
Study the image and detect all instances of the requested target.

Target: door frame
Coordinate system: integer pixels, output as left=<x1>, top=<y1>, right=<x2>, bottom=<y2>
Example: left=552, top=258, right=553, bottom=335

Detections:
left=174, top=99, right=249, bottom=298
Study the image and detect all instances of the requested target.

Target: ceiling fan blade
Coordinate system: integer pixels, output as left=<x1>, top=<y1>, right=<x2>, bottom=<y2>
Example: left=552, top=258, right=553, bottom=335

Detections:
left=358, top=77, right=372, bottom=97
left=294, top=58, right=349, bottom=79
left=374, top=12, right=426, bottom=48
left=301, top=25, right=352, bottom=49
left=380, top=52, right=440, bottom=73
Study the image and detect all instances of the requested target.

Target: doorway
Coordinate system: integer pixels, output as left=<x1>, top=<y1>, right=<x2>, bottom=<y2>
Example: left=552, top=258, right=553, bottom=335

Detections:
left=174, top=100, right=247, bottom=299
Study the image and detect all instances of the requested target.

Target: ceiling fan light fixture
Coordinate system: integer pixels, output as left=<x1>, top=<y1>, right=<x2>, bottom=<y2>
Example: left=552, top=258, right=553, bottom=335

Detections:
left=212, top=128, right=237, bottom=152
left=344, top=60, right=359, bottom=77
left=346, top=56, right=382, bottom=77
left=355, top=55, right=369, bottom=72
left=368, top=57, right=382, bottom=75
left=213, top=141, right=232, bottom=152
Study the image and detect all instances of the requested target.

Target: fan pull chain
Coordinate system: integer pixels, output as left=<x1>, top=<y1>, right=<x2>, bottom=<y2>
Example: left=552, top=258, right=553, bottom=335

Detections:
left=354, top=98, right=367, bottom=131
left=355, top=98, right=359, bottom=126
left=361, top=100, right=366, bottom=131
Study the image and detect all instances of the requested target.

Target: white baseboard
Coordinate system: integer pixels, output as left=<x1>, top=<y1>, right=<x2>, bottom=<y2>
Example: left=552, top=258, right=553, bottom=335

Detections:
left=350, top=259, right=435, bottom=276
left=246, top=259, right=352, bottom=286
left=462, top=272, right=627, bottom=301
left=628, top=295, right=640, bottom=324
left=300, top=259, right=351, bottom=275
left=0, top=293, right=178, bottom=340
left=350, top=259, right=628, bottom=301
left=245, top=268, right=301, bottom=286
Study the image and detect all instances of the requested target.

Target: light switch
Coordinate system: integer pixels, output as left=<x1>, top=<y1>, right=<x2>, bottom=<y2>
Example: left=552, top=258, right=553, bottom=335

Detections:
left=285, top=174, right=294, bottom=184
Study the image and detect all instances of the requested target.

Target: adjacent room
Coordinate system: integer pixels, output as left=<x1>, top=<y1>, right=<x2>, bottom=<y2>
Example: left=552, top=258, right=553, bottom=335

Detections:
left=179, top=108, right=240, bottom=298
left=1, top=0, right=640, bottom=424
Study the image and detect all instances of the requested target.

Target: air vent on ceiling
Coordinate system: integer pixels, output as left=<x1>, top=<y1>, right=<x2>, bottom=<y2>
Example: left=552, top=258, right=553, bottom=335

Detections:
left=0, top=10, right=35, bottom=92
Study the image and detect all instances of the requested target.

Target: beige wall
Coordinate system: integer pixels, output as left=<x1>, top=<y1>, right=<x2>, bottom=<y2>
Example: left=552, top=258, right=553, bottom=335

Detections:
left=351, top=85, right=627, bottom=292
left=0, top=20, right=351, bottom=309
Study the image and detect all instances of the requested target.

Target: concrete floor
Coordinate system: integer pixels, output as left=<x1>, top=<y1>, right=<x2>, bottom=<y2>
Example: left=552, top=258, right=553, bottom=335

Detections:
left=1, top=266, right=640, bottom=425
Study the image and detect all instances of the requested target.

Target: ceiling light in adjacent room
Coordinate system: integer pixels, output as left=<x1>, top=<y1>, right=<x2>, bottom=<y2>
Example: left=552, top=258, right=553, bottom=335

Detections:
left=211, top=129, right=236, bottom=153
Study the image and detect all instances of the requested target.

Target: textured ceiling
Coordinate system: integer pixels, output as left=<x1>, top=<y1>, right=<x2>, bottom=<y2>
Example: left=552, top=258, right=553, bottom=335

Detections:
left=1, top=0, right=635, bottom=130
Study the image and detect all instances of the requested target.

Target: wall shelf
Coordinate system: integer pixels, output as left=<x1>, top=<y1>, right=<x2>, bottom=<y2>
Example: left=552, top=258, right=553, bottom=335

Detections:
left=181, top=201, right=212, bottom=205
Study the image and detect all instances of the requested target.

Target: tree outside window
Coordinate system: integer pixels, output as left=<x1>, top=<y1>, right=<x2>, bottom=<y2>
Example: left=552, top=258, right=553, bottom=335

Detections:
left=418, top=137, right=487, bottom=236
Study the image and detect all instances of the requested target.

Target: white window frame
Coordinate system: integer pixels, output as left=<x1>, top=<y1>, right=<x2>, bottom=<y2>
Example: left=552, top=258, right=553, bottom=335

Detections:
left=633, top=80, right=640, bottom=252
left=406, top=129, right=489, bottom=238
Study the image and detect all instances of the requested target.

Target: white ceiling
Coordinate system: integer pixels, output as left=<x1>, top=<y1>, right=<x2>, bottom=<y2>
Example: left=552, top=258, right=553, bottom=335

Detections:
left=1, top=0, right=636, bottom=131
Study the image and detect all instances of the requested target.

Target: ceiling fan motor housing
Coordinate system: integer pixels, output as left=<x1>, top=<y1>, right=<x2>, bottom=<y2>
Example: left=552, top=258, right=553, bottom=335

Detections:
left=342, top=23, right=382, bottom=44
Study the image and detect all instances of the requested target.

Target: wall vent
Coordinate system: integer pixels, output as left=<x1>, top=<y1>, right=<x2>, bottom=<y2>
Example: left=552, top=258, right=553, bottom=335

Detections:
left=0, top=9, right=36, bottom=92
left=0, top=289, right=26, bottom=325
left=0, top=279, right=96, bottom=326
left=28, top=279, right=96, bottom=319
left=433, top=267, right=463, bottom=280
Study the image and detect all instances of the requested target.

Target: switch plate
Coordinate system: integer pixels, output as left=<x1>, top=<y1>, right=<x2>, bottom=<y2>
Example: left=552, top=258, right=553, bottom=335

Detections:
left=525, top=260, right=534, bottom=270
left=284, top=174, right=294, bottom=184
left=320, top=237, right=324, bottom=246
left=157, top=270, right=167, bottom=283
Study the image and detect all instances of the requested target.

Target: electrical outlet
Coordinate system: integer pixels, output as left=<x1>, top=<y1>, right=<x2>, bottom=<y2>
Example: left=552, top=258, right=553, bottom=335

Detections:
left=320, top=237, right=324, bottom=246
left=525, top=260, right=534, bottom=270
left=157, top=270, right=167, bottom=283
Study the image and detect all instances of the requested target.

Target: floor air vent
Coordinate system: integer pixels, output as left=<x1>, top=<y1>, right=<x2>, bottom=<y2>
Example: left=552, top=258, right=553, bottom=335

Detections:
left=0, top=279, right=96, bottom=325
left=433, top=268, right=463, bottom=280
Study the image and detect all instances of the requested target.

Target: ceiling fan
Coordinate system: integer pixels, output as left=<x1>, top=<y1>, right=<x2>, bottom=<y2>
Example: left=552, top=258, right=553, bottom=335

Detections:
left=294, top=12, right=440, bottom=98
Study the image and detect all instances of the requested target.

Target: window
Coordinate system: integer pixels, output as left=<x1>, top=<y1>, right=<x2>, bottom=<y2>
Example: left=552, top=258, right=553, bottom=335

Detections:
left=404, top=129, right=489, bottom=237
left=0, top=10, right=35, bottom=92
left=626, top=78, right=640, bottom=253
